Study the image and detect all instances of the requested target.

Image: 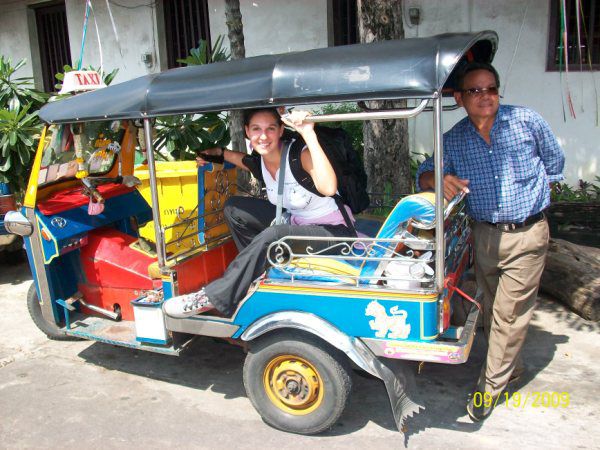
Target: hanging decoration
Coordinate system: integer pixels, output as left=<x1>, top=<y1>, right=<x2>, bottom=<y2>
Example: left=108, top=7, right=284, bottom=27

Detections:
left=577, top=0, right=599, bottom=126
left=559, top=0, right=576, bottom=120
left=77, top=0, right=92, bottom=70
left=105, top=0, right=125, bottom=59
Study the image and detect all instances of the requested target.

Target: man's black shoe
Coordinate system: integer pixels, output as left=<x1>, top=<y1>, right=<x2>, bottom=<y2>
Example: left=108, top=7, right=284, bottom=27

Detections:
left=466, top=391, right=495, bottom=422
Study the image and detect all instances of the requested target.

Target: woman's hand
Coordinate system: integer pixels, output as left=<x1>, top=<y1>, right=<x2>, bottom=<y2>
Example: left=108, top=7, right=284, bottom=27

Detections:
left=281, top=110, right=315, bottom=136
left=196, top=147, right=223, bottom=167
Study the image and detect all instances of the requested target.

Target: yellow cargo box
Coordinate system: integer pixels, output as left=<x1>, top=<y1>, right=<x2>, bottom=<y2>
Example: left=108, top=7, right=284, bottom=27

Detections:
left=134, top=161, right=236, bottom=257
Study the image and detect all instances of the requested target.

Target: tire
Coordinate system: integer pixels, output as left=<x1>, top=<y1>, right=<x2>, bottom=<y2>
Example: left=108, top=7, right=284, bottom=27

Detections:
left=243, top=331, right=352, bottom=435
left=27, top=283, right=80, bottom=341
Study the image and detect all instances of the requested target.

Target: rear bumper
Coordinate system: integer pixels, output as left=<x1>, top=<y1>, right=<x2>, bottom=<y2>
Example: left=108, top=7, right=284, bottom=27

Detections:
left=361, top=303, right=479, bottom=364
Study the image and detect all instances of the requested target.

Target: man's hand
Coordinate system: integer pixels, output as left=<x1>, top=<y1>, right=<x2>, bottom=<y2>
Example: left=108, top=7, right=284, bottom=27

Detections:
left=419, top=172, right=470, bottom=201
left=443, top=174, right=470, bottom=201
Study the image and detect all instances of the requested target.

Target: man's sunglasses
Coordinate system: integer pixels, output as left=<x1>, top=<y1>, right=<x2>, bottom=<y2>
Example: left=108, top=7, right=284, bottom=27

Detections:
left=461, top=87, right=499, bottom=97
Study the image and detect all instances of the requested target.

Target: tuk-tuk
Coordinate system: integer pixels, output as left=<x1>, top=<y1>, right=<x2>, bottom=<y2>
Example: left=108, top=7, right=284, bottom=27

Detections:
left=4, top=31, right=497, bottom=434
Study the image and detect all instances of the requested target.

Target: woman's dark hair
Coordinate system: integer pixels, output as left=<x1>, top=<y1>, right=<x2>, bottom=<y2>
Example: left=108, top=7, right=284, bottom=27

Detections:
left=456, top=62, right=500, bottom=90
left=243, top=107, right=282, bottom=127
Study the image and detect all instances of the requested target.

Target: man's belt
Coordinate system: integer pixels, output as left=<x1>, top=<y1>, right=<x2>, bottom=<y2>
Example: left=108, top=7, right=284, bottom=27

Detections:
left=484, top=211, right=546, bottom=232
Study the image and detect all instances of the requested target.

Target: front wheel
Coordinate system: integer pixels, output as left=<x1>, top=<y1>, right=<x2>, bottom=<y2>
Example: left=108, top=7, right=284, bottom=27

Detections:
left=27, top=283, right=80, bottom=341
left=243, top=331, right=352, bottom=435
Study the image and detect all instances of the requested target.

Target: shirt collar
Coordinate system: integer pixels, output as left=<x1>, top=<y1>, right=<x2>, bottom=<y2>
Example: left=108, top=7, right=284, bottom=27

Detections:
left=461, top=104, right=509, bottom=134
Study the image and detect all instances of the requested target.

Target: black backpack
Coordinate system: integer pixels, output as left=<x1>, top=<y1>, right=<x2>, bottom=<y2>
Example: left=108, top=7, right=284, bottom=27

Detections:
left=242, top=126, right=369, bottom=232
left=287, top=125, right=370, bottom=215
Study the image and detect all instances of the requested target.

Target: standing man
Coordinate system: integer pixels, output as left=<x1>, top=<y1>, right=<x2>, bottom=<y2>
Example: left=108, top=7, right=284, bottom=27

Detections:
left=416, top=62, right=564, bottom=421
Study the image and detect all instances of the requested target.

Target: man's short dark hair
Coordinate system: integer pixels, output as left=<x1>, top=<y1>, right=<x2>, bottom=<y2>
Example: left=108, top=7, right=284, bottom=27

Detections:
left=456, top=62, right=500, bottom=90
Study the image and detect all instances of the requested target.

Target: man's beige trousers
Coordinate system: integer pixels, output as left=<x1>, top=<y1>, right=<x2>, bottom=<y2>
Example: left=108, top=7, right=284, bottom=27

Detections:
left=472, top=219, right=550, bottom=396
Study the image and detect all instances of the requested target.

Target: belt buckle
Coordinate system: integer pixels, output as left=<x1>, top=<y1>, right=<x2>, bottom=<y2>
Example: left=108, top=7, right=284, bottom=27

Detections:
left=496, top=222, right=516, bottom=232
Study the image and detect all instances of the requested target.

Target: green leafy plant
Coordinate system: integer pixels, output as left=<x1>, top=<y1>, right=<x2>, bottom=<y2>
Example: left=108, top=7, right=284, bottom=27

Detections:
left=153, top=112, right=230, bottom=161
left=154, top=37, right=231, bottom=160
left=551, top=177, right=600, bottom=203
left=0, top=104, right=43, bottom=191
left=0, top=57, right=47, bottom=193
left=0, top=57, right=47, bottom=111
left=177, top=35, right=230, bottom=66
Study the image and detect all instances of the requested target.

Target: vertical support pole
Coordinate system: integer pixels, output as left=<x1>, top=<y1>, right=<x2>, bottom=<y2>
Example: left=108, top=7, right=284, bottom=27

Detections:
left=433, top=94, right=445, bottom=294
left=143, top=118, right=167, bottom=269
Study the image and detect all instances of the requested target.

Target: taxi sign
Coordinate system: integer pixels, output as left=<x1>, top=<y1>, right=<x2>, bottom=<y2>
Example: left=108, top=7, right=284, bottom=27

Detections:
left=58, top=70, right=107, bottom=95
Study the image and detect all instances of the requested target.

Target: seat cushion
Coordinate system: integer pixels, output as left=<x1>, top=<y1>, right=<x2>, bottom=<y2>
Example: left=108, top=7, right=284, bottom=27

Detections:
left=267, top=256, right=360, bottom=283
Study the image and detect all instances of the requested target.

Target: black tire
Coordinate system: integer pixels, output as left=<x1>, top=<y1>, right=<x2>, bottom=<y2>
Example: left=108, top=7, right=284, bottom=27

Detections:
left=27, top=283, right=80, bottom=341
left=243, top=331, right=352, bottom=435
left=0, top=237, right=25, bottom=263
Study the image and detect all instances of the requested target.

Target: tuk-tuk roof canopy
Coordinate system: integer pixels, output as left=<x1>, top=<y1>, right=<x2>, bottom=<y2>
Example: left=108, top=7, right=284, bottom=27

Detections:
left=40, top=31, right=497, bottom=124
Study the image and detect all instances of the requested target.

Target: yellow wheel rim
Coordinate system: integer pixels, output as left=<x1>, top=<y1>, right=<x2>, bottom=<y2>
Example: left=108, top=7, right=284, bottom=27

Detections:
left=263, top=354, right=324, bottom=415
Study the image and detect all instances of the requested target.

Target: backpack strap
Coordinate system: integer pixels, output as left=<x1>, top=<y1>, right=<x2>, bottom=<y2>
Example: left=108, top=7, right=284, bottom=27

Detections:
left=274, top=142, right=291, bottom=225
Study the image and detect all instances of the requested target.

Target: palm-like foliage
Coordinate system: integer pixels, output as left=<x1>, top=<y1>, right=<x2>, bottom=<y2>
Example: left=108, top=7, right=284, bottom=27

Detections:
left=0, top=104, right=43, bottom=191
left=177, top=35, right=230, bottom=66
left=0, top=57, right=48, bottom=111
left=154, top=36, right=231, bottom=160
left=0, top=57, right=47, bottom=193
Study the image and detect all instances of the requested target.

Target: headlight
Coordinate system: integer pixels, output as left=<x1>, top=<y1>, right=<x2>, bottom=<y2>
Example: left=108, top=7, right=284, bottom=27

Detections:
left=4, top=211, right=33, bottom=237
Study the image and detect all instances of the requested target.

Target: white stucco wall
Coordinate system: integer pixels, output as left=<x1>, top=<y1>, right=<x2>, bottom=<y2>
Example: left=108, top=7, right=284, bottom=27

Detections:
left=207, top=0, right=328, bottom=56
left=64, top=0, right=160, bottom=83
left=0, top=1, right=39, bottom=82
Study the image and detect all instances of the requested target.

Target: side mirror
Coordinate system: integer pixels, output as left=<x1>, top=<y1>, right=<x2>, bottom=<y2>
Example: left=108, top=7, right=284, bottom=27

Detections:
left=4, top=210, right=33, bottom=237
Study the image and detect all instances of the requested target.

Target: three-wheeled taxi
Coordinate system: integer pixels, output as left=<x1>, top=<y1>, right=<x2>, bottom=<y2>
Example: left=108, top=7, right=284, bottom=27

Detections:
left=5, top=31, right=497, bottom=434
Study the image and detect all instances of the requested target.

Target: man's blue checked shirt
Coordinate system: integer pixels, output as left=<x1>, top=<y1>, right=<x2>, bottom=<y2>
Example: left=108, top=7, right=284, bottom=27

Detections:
left=416, top=105, right=565, bottom=223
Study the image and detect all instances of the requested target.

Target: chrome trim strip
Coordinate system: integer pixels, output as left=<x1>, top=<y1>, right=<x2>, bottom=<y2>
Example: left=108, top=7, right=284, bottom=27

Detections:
left=433, top=95, right=445, bottom=333
left=143, top=118, right=167, bottom=270
left=25, top=208, right=55, bottom=324
left=304, top=99, right=429, bottom=122
left=165, top=315, right=239, bottom=338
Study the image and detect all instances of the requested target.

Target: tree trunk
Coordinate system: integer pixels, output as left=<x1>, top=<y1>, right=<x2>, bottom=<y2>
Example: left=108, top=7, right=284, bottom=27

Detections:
left=357, top=0, right=411, bottom=197
left=224, top=0, right=254, bottom=191
left=540, top=239, right=600, bottom=321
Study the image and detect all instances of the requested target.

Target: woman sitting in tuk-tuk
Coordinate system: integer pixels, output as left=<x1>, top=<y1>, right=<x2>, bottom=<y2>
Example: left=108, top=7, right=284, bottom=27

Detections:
left=164, top=107, right=356, bottom=318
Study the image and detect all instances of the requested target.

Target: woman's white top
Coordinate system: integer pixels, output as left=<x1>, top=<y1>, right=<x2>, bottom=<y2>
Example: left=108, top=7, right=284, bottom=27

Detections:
left=261, top=146, right=339, bottom=223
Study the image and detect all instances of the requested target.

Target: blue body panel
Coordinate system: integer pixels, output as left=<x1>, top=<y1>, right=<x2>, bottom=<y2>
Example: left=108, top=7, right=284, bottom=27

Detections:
left=36, top=190, right=152, bottom=263
left=231, top=287, right=439, bottom=342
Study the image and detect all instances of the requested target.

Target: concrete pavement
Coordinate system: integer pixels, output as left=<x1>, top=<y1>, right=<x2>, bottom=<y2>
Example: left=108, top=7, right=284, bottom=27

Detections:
left=0, top=257, right=598, bottom=449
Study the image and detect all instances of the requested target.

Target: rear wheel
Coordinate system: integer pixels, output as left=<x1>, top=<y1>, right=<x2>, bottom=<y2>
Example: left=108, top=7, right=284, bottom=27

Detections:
left=27, top=283, right=80, bottom=341
left=243, top=331, right=352, bottom=435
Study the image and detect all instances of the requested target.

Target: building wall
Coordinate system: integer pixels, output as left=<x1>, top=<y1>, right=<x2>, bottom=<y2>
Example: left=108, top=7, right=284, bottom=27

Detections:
left=0, top=1, right=39, bottom=84
left=0, top=0, right=597, bottom=184
left=207, top=0, right=328, bottom=56
left=63, top=0, right=160, bottom=82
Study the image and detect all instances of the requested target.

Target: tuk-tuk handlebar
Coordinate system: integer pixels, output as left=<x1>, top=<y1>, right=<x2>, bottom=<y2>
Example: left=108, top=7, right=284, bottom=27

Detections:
left=299, top=99, right=429, bottom=123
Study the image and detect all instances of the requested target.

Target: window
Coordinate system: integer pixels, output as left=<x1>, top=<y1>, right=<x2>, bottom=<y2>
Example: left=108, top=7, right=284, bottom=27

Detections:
left=163, top=0, right=211, bottom=69
left=33, top=1, right=72, bottom=92
left=547, top=0, right=599, bottom=71
left=332, top=0, right=358, bottom=46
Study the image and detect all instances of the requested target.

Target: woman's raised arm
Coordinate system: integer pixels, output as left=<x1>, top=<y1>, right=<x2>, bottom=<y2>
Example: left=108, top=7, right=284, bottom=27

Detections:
left=281, top=111, right=337, bottom=196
